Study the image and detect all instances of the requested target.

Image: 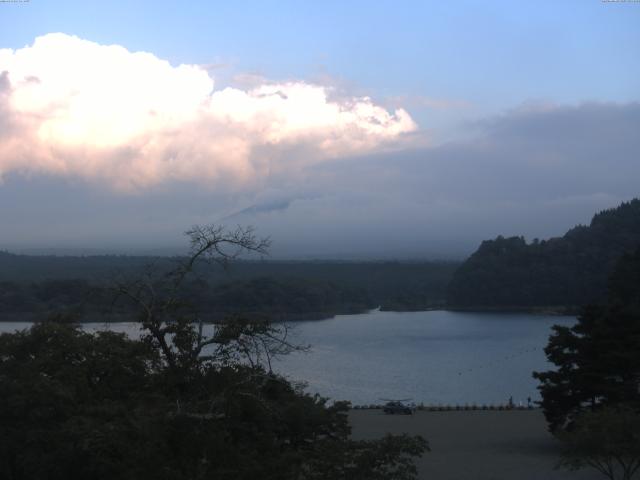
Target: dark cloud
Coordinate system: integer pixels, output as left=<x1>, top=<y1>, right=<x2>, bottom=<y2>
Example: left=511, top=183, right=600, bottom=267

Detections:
left=0, top=71, right=13, bottom=136
left=253, top=102, right=640, bottom=257
left=0, top=71, right=9, bottom=92
left=223, top=198, right=295, bottom=220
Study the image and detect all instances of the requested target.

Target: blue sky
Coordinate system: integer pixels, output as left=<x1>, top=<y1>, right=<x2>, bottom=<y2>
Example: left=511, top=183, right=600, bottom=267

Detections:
left=0, top=1, right=639, bottom=256
left=3, top=0, right=638, bottom=127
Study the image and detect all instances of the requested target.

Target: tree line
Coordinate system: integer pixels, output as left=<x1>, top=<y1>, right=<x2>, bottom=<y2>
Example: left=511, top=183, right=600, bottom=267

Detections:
left=0, top=276, right=375, bottom=322
left=0, top=254, right=458, bottom=320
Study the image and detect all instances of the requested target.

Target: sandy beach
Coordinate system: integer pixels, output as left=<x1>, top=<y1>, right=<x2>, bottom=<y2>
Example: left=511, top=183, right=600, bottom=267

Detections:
left=349, top=409, right=601, bottom=480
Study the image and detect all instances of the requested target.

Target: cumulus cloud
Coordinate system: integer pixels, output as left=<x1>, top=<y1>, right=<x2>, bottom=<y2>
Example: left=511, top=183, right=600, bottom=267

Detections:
left=0, top=33, right=416, bottom=190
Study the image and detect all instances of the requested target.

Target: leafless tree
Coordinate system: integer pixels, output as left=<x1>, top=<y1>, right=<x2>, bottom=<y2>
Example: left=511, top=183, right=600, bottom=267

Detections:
left=113, top=224, right=304, bottom=374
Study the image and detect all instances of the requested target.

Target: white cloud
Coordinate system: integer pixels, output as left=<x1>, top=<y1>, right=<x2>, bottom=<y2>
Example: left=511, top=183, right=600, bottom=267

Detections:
left=0, top=33, right=416, bottom=190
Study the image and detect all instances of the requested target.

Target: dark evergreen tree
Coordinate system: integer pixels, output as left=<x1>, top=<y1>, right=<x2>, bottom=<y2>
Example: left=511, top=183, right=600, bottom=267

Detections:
left=533, top=247, right=640, bottom=432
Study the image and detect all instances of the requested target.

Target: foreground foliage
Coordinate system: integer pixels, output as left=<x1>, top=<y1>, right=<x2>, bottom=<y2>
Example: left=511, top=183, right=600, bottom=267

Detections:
left=0, top=322, right=427, bottom=480
left=0, top=225, right=428, bottom=479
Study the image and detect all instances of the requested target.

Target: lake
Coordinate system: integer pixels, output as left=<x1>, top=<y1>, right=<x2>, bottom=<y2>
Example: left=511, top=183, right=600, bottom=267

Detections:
left=0, top=310, right=573, bottom=406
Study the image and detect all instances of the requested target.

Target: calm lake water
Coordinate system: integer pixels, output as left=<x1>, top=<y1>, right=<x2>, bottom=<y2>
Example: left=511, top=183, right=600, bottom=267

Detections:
left=0, top=310, right=573, bottom=406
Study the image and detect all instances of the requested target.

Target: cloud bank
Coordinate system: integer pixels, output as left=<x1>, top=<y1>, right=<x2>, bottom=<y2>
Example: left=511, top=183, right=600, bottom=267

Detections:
left=0, top=33, right=416, bottom=190
left=0, top=101, right=637, bottom=257
left=232, top=102, right=640, bottom=256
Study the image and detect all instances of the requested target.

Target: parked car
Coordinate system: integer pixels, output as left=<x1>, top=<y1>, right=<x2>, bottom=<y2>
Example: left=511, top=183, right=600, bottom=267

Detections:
left=383, top=401, right=413, bottom=415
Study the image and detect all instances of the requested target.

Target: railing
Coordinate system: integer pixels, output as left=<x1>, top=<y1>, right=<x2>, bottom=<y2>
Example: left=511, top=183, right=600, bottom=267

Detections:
left=352, top=403, right=536, bottom=411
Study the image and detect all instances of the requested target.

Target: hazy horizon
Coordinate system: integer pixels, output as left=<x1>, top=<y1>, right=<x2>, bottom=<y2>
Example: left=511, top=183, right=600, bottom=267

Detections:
left=1, top=193, right=631, bottom=261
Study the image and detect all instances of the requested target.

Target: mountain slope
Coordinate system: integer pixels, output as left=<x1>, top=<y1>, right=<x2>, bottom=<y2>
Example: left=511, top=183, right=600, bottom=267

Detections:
left=447, top=199, right=640, bottom=309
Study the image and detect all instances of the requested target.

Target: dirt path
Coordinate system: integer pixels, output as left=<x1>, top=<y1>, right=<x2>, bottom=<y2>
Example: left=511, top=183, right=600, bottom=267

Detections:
left=349, top=409, right=602, bottom=480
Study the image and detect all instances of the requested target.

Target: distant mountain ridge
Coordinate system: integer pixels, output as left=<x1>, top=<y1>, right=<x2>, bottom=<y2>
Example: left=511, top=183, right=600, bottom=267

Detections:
left=447, top=199, right=640, bottom=309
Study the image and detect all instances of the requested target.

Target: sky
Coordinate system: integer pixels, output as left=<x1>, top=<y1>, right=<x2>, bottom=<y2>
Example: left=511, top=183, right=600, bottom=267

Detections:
left=0, top=0, right=639, bottom=258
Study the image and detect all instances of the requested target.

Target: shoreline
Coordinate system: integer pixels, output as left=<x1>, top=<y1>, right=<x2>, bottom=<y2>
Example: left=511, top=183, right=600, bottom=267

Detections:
left=439, top=305, right=580, bottom=316
left=0, top=305, right=577, bottom=323
left=352, top=404, right=537, bottom=412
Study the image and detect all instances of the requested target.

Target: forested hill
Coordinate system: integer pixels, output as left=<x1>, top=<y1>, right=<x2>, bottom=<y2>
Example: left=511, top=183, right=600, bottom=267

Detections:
left=0, top=255, right=458, bottom=320
left=447, top=199, right=640, bottom=309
